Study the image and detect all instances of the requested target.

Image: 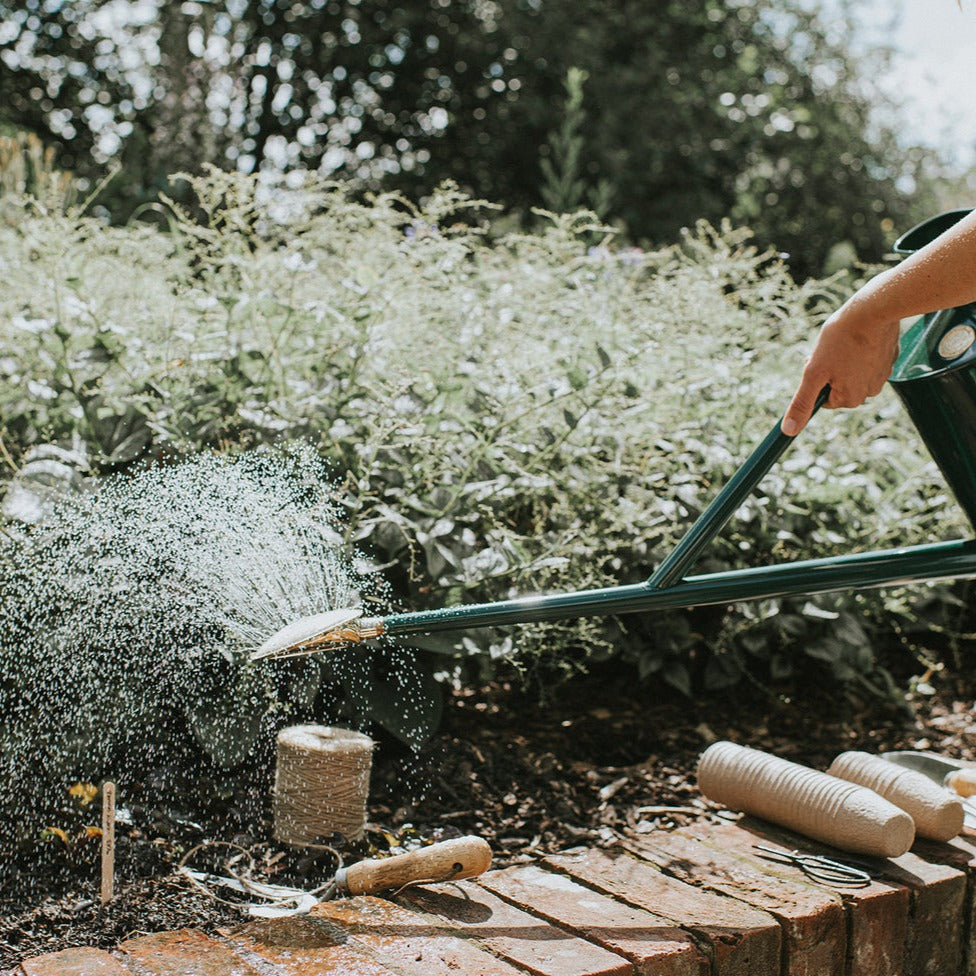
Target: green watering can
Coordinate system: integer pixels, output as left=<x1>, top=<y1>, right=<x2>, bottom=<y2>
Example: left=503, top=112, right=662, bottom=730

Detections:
left=254, top=211, right=976, bottom=660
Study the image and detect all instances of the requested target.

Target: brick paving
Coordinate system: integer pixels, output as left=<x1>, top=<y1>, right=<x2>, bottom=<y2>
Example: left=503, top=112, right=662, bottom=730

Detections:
left=15, top=817, right=976, bottom=976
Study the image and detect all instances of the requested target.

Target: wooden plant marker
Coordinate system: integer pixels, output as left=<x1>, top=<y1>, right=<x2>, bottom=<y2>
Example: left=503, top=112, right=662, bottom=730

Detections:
left=101, top=781, right=115, bottom=904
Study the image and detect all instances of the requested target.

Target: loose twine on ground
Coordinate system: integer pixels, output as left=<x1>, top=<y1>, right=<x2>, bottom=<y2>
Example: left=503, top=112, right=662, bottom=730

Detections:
left=273, top=725, right=374, bottom=847
left=177, top=840, right=342, bottom=915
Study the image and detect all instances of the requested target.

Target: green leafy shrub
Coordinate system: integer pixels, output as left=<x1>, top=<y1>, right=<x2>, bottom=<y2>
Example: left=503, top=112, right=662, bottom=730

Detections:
left=0, top=166, right=969, bottom=720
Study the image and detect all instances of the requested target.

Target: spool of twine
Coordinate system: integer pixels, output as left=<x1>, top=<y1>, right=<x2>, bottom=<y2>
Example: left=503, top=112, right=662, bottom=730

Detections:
left=273, top=725, right=374, bottom=847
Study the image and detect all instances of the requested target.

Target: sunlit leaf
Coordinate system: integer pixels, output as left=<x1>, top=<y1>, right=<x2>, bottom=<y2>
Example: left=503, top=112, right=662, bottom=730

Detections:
left=69, top=782, right=98, bottom=807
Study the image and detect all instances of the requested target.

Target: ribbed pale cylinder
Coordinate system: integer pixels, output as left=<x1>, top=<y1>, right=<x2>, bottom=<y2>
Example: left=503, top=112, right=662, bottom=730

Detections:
left=828, top=751, right=963, bottom=842
left=697, top=741, right=915, bottom=857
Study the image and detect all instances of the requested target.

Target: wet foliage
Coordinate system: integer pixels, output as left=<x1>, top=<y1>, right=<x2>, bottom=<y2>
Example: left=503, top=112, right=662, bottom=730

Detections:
left=0, top=450, right=412, bottom=864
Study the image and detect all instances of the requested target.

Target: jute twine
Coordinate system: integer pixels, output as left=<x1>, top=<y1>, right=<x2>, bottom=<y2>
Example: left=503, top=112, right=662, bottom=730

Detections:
left=273, top=725, right=374, bottom=847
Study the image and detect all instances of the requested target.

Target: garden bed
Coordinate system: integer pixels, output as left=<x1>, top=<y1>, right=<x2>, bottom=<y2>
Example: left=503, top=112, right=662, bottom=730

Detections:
left=3, top=658, right=972, bottom=968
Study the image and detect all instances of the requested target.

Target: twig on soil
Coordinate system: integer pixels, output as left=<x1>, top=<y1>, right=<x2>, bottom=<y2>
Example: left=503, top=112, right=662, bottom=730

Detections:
left=633, top=805, right=702, bottom=816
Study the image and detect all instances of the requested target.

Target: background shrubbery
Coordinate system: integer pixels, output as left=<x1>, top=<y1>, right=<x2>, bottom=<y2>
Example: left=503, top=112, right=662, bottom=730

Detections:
left=1, top=166, right=970, bottom=725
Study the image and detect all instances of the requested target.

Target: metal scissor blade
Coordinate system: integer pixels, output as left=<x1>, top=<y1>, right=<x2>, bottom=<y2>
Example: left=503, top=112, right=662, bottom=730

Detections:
left=879, top=750, right=975, bottom=781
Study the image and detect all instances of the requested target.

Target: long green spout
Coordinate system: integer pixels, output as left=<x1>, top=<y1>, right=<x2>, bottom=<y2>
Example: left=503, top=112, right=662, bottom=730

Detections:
left=380, top=538, right=976, bottom=637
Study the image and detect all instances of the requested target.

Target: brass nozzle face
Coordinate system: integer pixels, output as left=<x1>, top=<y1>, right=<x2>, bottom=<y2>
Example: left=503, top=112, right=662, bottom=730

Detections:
left=307, top=617, right=385, bottom=649
left=250, top=608, right=382, bottom=661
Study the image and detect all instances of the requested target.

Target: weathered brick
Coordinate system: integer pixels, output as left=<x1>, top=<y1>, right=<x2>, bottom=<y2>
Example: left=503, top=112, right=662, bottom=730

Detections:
left=544, top=848, right=780, bottom=976
left=479, top=862, right=709, bottom=976
left=226, top=915, right=397, bottom=976
left=913, top=834, right=976, bottom=976
left=627, top=827, right=846, bottom=976
left=682, top=819, right=909, bottom=976
left=313, top=895, right=524, bottom=975
left=399, top=878, right=633, bottom=976
left=741, top=817, right=966, bottom=976
left=20, top=948, right=132, bottom=976
left=884, top=847, right=965, bottom=976
left=119, top=929, right=262, bottom=976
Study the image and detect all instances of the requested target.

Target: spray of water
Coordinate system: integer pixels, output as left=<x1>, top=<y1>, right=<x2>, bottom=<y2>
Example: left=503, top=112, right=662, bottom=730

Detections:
left=0, top=447, right=381, bottom=853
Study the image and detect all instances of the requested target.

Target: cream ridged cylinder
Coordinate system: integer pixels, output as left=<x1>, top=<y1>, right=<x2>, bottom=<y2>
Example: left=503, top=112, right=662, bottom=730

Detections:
left=697, top=741, right=914, bottom=857
left=827, top=751, right=964, bottom=842
left=273, top=725, right=374, bottom=847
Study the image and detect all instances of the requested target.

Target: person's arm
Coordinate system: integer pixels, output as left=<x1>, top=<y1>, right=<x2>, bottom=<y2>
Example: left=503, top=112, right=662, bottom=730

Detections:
left=782, top=208, right=976, bottom=435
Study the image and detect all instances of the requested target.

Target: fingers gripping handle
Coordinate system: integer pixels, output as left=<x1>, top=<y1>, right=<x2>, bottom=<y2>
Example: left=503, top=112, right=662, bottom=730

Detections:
left=335, top=836, right=492, bottom=896
left=791, top=384, right=832, bottom=433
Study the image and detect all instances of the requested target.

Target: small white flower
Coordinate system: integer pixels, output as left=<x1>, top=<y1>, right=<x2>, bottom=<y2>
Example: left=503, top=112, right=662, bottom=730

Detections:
left=12, top=315, right=52, bottom=333
left=282, top=251, right=316, bottom=273
left=27, top=379, right=58, bottom=400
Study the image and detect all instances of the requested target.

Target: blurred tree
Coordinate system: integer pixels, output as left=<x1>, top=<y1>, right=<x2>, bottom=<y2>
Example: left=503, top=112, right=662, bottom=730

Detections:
left=0, top=0, right=946, bottom=276
left=538, top=67, right=615, bottom=218
left=0, top=0, right=138, bottom=172
left=468, top=0, right=943, bottom=275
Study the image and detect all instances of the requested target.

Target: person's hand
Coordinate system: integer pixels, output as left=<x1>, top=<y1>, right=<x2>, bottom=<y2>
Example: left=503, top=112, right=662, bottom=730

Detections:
left=781, top=306, right=901, bottom=436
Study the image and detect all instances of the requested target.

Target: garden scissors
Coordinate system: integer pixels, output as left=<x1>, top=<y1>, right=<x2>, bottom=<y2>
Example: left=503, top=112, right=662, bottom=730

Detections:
left=752, top=844, right=872, bottom=887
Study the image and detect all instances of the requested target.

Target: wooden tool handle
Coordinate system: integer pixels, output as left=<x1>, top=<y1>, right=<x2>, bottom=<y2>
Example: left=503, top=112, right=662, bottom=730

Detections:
left=946, top=768, right=976, bottom=798
left=337, top=836, right=492, bottom=895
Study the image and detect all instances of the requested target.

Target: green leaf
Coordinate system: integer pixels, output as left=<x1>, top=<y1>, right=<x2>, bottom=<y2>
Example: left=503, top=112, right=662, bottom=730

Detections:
left=769, top=652, right=793, bottom=680
left=739, top=632, right=767, bottom=655
left=704, top=653, right=741, bottom=690
left=637, top=649, right=663, bottom=680
left=805, top=637, right=841, bottom=663
left=187, top=702, right=265, bottom=768
left=567, top=365, right=588, bottom=390
left=662, top=660, right=693, bottom=696
left=342, top=649, right=443, bottom=749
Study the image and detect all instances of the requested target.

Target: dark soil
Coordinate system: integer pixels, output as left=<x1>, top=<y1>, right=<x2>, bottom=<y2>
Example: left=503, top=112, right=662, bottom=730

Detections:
left=3, top=661, right=976, bottom=968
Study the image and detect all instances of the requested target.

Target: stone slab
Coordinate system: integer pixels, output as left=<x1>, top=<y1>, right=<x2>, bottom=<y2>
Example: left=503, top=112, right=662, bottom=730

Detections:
left=480, top=862, right=709, bottom=976
left=544, top=848, right=781, bottom=976
left=20, top=949, right=132, bottom=976
left=313, top=896, right=524, bottom=975
left=399, top=878, right=633, bottom=976
left=226, top=916, right=397, bottom=976
left=119, top=929, right=262, bottom=976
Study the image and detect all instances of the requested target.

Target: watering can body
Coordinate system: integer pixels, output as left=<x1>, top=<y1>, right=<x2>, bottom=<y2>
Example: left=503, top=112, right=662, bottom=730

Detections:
left=889, top=209, right=976, bottom=531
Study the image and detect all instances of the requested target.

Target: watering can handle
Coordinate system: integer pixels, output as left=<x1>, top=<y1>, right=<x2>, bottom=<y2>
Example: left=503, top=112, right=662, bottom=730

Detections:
left=647, top=385, right=831, bottom=590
